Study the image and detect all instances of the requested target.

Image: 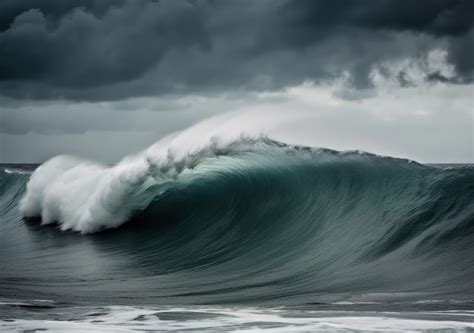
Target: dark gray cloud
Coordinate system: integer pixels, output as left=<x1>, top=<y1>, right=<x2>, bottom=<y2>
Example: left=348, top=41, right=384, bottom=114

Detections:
left=0, top=0, right=126, bottom=31
left=0, top=0, right=472, bottom=101
left=0, top=1, right=209, bottom=85
left=281, top=0, right=473, bottom=36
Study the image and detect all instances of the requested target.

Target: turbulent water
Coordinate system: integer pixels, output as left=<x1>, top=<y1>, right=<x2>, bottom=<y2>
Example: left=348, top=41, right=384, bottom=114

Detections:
left=1, top=133, right=473, bottom=331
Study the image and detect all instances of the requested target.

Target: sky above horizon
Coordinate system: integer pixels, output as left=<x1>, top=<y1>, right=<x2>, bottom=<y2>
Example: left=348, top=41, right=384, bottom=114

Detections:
left=0, top=0, right=473, bottom=163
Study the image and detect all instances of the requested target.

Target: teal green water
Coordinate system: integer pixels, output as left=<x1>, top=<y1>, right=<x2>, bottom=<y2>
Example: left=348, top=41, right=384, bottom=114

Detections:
left=0, top=140, right=473, bottom=330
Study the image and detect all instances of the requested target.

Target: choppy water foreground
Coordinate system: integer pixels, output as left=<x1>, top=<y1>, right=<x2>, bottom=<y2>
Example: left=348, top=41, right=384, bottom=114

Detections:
left=0, top=130, right=473, bottom=331
left=1, top=301, right=474, bottom=332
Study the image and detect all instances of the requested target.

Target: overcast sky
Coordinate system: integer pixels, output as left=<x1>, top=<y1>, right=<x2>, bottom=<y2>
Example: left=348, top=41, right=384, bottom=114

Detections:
left=0, top=0, right=473, bottom=163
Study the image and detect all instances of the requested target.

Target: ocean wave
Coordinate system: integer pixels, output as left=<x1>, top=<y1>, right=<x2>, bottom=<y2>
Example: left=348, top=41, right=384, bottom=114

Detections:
left=1, top=124, right=473, bottom=305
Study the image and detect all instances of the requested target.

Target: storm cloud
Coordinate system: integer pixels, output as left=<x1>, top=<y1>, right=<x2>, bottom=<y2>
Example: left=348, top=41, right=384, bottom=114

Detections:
left=0, top=0, right=473, bottom=101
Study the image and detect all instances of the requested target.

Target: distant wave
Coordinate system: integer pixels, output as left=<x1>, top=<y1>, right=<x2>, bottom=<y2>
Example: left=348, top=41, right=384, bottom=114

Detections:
left=1, top=167, right=34, bottom=175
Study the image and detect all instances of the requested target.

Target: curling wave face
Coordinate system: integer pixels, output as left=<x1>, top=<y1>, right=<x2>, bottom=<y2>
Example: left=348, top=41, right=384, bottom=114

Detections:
left=19, top=134, right=277, bottom=233
left=1, top=129, right=474, bottom=307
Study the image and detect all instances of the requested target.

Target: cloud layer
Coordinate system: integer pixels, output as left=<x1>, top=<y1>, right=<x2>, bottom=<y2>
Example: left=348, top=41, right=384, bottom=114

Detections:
left=1, top=0, right=473, bottom=100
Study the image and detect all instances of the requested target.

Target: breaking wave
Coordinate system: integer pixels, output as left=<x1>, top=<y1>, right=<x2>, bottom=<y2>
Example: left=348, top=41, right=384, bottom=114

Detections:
left=1, top=120, right=473, bottom=305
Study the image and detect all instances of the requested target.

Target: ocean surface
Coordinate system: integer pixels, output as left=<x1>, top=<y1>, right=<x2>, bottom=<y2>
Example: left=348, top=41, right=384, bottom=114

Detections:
left=1, top=136, right=473, bottom=332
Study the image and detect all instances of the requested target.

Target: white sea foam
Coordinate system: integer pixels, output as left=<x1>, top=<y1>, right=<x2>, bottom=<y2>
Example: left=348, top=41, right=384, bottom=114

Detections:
left=2, top=305, right=474, bottom=332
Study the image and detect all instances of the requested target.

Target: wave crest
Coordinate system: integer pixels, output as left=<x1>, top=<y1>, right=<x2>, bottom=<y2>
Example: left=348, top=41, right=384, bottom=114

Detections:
left=19, top=131, right=278, bottom=232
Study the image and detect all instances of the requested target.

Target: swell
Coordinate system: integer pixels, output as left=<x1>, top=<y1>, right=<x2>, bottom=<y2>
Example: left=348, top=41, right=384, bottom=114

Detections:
left=2, top=138, right=473, bottom=304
